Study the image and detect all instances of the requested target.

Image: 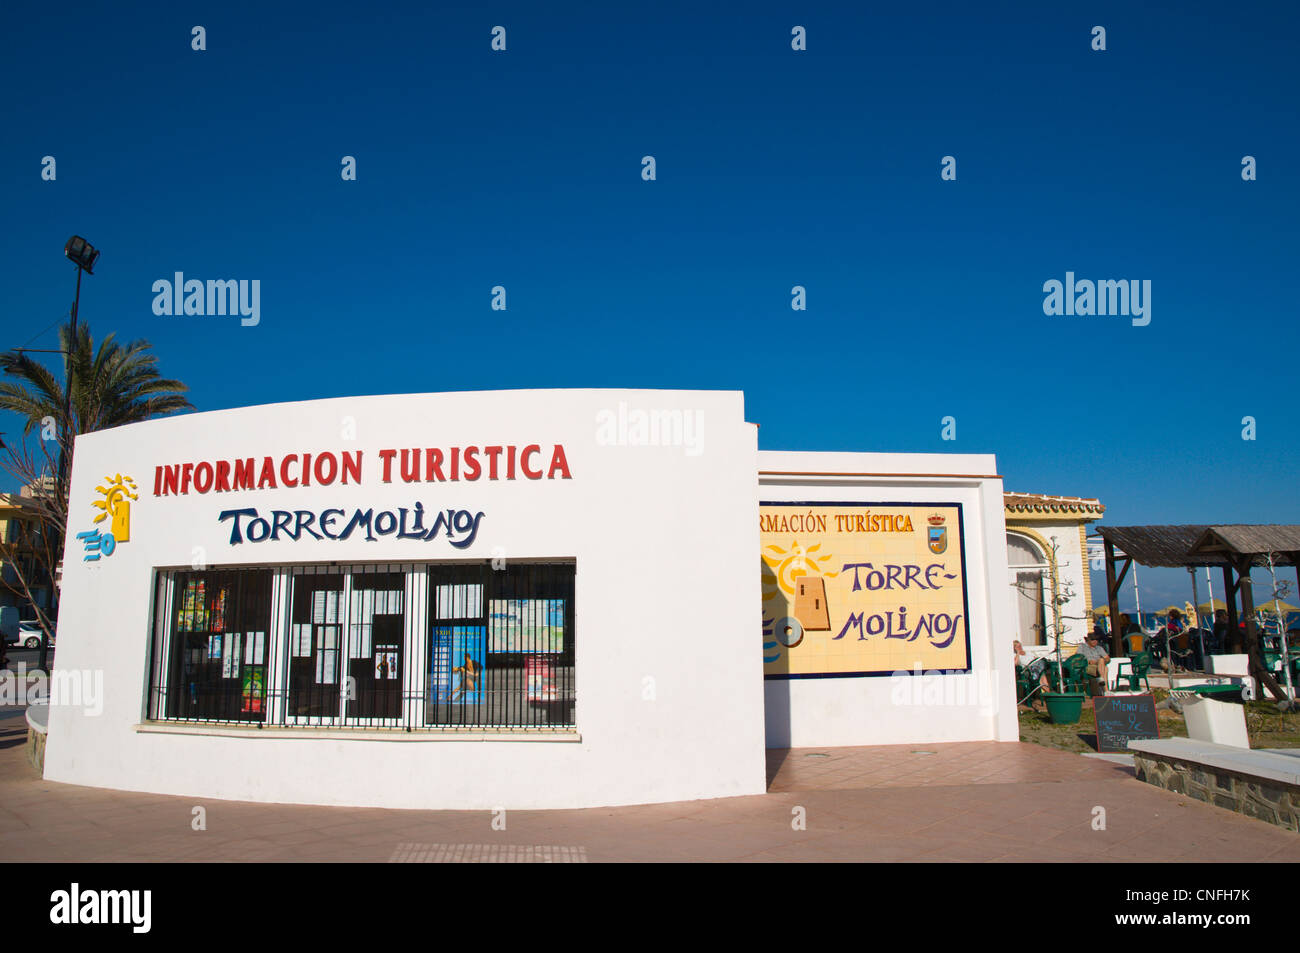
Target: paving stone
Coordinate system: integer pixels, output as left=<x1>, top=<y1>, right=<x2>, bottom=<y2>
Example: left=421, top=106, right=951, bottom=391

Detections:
left=2, top=734, right=1296, bottom=861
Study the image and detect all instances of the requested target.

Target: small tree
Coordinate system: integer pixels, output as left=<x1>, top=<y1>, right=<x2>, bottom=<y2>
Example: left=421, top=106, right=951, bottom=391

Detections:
left=0, top=436, right=61, bottom=646
left=1045, top=545, right=1090, bottom=692
left=1012, top=537, right=1089, bottom=692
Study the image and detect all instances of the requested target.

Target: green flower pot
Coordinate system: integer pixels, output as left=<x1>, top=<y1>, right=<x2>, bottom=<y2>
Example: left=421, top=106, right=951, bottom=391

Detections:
left=1042, top=691, right=1085, bottom=725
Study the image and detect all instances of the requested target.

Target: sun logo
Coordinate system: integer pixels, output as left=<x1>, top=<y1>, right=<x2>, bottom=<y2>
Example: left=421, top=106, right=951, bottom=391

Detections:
left=761, top=540, right=837, bottom=600
left=92, top=474, right=139, bottom=544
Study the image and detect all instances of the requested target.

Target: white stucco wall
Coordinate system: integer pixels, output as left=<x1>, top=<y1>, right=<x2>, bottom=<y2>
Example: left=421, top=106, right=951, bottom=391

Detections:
left=759, top=451, right=1018, bottom=748
left=45, top=389, right=767, bottom=810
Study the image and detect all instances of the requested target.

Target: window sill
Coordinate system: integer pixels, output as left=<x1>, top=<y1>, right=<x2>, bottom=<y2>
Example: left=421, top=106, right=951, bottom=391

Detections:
left=133, top=722, right=581, bottom=742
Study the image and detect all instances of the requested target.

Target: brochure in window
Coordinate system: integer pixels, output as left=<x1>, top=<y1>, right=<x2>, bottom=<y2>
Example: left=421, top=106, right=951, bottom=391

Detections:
left=241, top=666, right=265, bottom=713
left=430, top=625, right=484, bottom=703
left=374, top=647, right=398, bottom=680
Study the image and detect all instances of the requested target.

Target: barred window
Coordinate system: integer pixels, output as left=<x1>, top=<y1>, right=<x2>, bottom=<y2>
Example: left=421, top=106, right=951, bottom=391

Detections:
left=287, top=572, right=345, bottom=721
left=147, top=561, right=574, bottom=730
left=152, top=568, right=274, bottom=722
left=346, top=571, right=406, bottom=721
left=428, top=563, right=575, bottom=728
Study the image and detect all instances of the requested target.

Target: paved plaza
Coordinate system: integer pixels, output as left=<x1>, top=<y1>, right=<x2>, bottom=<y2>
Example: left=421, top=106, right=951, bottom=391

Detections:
left=1, top=710, right=1294, bottom=862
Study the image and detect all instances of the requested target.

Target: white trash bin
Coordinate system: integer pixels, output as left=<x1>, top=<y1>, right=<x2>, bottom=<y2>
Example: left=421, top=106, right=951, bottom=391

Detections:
left=1181, top=696, right=1250, bottom=748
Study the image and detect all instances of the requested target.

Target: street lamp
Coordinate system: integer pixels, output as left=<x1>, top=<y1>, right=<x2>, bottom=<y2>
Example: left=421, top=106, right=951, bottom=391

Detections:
left=48, top=235, right=98, bottom=672
left=63, top=235, right=99, bottom=274
left=59, top=234, right=96, bottom=434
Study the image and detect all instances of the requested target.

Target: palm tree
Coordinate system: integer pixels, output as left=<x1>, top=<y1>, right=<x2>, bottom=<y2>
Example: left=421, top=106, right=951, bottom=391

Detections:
left=0, top=322, right=193, bottom=444
left=0, top=322, right=192, bottom=662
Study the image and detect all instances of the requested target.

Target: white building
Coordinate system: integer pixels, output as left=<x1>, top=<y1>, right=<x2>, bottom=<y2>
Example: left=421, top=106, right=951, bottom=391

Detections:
left=45, top=389, right=1018, bottom=810
left=1004, top=492, right=1106, bottom=658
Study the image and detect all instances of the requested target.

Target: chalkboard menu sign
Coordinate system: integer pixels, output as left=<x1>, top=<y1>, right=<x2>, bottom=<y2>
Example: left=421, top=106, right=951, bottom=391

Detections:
left=1094, top=695, right=1160, bottom=753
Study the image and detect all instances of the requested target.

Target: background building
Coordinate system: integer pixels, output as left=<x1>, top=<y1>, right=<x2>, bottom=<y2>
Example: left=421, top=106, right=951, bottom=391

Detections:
left=1004, top=492, right=1106, bottom=656
left=0, top=487, right=54, bottom=622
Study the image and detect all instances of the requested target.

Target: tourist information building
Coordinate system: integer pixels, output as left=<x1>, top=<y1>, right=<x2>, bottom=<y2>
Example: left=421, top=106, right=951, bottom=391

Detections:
left=45, top=389, right=1016, bottom=809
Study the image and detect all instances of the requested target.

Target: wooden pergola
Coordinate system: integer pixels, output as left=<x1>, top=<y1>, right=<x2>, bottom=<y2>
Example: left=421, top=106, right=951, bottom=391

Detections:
left=1096, top=524, right=1300, bottom=702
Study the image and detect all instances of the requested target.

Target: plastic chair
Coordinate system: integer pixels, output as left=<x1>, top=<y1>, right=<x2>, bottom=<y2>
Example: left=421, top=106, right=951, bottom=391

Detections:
left=1062, top=653, right=1090, bottom=693
left=1015, top=665, right=1043, bottom=707
left=1120, top=650, right=1152, bottom=692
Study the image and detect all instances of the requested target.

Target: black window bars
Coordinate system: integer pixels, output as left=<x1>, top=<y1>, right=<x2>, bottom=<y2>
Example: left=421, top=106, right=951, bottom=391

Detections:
left=147, top=561, right=575, bottom=731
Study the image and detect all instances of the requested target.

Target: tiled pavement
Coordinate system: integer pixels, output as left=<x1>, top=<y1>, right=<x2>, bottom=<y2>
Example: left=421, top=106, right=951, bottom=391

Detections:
left=1, top=712, right=1295, bottom=862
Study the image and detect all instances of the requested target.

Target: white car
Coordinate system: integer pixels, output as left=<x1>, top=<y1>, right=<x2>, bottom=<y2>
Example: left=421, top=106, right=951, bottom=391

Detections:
left=17, top=622, right=54, bottom=649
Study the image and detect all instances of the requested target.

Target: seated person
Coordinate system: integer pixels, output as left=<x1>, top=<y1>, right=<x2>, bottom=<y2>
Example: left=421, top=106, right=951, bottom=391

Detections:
left=1013, top=640, right=1051, bottom=702
left=1166, top=609, right=1195, bottom=671
left=1078, top=631, right=1110, bottom=694
left=1209, top=609, right=1229, bottom=656
left=1148, top=624, right=1175, bottom=667
left=1185, top=628, right=1208, bottom=670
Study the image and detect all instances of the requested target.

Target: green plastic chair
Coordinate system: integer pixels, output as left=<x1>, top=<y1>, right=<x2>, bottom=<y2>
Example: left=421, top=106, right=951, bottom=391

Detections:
left=1015, top=665, right=1042, bottom=707
left=1119, top=650, right=1152, bottom=692
left=1062, top=653, right=1090, bottom=693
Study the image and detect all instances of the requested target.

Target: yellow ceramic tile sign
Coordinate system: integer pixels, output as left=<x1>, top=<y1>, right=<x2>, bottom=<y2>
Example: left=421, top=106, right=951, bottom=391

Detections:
left=760, top=503, right=970, bottom=677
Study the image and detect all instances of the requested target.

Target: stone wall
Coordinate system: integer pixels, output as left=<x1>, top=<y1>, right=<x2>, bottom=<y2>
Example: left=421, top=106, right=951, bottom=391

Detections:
left=26, top=727, right=45, bottom=774
left=1134, top=752, right=1299, bottom=831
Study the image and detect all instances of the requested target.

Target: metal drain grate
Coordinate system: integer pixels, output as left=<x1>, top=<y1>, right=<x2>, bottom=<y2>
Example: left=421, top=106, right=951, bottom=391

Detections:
left=389, top=842, right=588, bottom=863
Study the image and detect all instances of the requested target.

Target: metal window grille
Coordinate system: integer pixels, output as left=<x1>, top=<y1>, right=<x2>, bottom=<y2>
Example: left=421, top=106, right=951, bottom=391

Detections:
left=148, top=567, right=275, bottom=723
left=146, top=560, right=575, bottom=730
left=427, top=562, right=576, bottom=729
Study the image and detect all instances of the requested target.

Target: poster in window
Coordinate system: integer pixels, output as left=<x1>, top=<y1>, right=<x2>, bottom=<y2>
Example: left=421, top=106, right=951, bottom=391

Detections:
left=349, top=624, right=372, bottom=658
left=211, top=587, right=227, bottom=632
left=489, top=599, right=564, bottom=653
left=525, top=655, right=557, bottom=702
left=429, top=625, right=484, bottom=703
left=316, top=649, right=338, bottom=685
left=243, top=631, right=265, bottom=665
left=179, top=579, right=206, bottom=632
left=207, top=634, right=222, bottom=660
left=760, top=502, right=971, bottom=678
left=436, top=584, right=482, bottom=620
left=292, top=625, right=312, bottom=657
left=241, top=666, right=265, bottom=713
left=312, top=591, right=326, bottom=624
left=374, top=646, right=399, bottom=680
left=222, top=634, right=240, bottom=678
left=193, top=580, right=207, bottom=632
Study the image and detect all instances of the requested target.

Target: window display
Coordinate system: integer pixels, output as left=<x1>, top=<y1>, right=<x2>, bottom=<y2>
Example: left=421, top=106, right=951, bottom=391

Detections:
left=150, top=561, right=574, bottom=729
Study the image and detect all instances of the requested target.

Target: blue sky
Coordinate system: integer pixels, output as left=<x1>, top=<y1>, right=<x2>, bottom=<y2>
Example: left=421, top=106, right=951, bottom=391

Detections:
left=2, top=1, right=1298, bottom=608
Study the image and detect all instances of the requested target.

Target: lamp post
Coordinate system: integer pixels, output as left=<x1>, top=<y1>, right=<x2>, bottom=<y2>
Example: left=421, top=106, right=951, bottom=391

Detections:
left=46, top=236, right=98, bottom=672
left=1189, top=566, right=1205, bottom=671
left=60, top=236, right=98, bottom=468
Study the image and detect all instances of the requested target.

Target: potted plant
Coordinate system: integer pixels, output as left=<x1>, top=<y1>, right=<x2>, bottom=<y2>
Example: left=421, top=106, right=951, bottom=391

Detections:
left=1034, top=541, right=1086, bottom=724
